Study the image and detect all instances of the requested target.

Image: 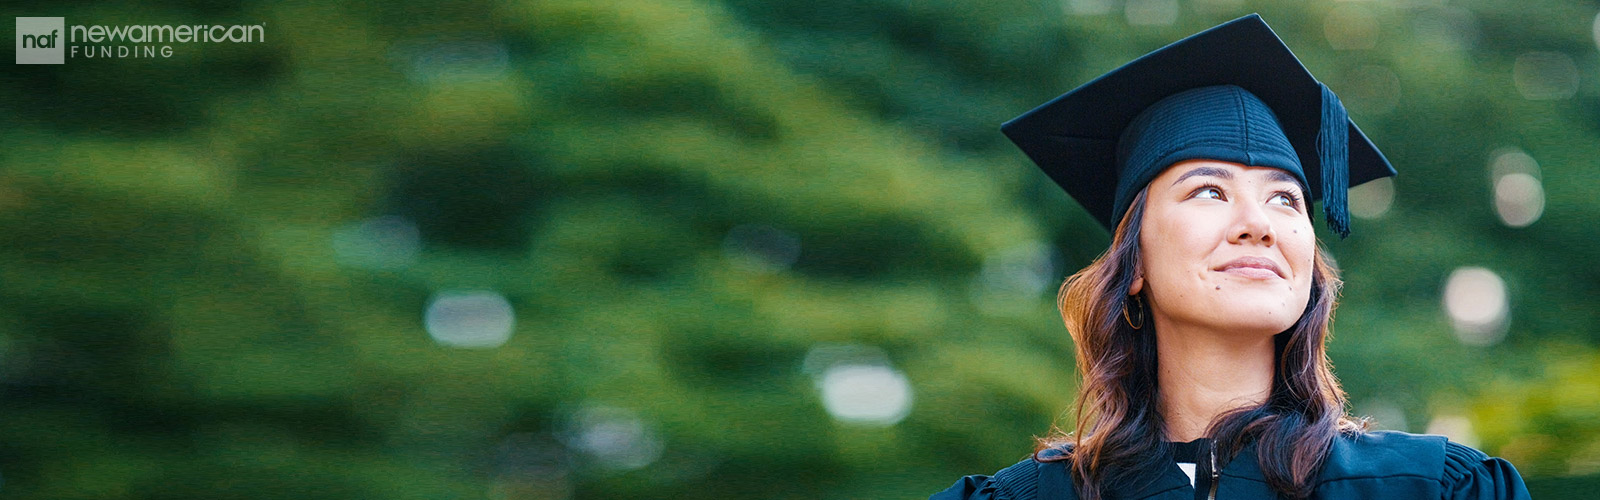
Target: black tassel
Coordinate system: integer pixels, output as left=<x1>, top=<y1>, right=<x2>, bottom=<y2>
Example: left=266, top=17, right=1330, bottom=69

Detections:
left=1318, top=83, right=1351, bottom=239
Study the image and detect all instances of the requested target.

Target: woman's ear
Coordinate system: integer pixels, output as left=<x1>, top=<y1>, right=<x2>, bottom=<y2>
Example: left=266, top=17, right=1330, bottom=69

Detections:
left=1129, top=271, right=1144, bottom=295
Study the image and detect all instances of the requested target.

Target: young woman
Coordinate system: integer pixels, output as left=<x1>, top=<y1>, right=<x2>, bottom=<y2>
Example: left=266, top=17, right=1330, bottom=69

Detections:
left=932, top=15, right=1530, bottom=500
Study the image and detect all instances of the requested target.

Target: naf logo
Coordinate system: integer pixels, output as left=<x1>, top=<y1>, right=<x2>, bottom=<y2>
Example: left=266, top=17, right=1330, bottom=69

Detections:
left=16, top=17, right=65, bottom=64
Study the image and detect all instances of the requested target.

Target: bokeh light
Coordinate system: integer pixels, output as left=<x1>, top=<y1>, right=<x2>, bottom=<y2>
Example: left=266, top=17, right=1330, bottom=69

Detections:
left=1490, top=147, right=1542, bottom=179
left=1349, top=176, right=1396, bottom=219
left=1442, top=267, right=1509, bottom=346
left=970, top=241, right=1059, bottom=317
left=558, top=405, right=663, bottom=471
left=1489, top=148, right=1545, bottom=228
left=424, top=290, right=516, bottom=349
left=1594, top=11, right=1600, bottom=53
left=1495, top=174, right=1546, bottom=228
left=818, top=363, right=914, bottom=427
left=1427, top=414, right=1481, bottom=448
left=803, top=343, right=914, bottom=427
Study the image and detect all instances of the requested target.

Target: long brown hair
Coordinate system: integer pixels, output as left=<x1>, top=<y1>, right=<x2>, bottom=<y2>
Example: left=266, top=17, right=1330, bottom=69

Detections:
left=1039, top=188, right=1367, bottom=499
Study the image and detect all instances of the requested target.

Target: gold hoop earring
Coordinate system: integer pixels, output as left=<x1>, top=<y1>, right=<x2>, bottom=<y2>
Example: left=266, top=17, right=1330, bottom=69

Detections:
left=1122, top=295, right=1145, bottom=330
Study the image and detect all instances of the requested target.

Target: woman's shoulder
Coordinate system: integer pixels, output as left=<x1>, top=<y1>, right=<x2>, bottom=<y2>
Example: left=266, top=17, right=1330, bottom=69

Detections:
left=1322, top=429, right=1449, bottom=479
left=1321, top=430, right=1530, bottom=499
left=928, top=446, right=1074, bottom=500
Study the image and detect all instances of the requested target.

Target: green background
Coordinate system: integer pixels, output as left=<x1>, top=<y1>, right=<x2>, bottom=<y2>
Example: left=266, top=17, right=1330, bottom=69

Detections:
left=2, top=0, right=1598, bottom=498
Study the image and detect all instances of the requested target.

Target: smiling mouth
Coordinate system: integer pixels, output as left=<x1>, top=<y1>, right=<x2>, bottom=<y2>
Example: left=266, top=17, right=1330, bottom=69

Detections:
left=1214, top=257, right=1285, bottom=280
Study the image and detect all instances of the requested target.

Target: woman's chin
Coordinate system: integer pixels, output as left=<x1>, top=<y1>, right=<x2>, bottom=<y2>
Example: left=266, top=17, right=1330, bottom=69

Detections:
left=1199, top=298, right=1305, bottom=332
left=1228, top=317, right=1298, bottom=336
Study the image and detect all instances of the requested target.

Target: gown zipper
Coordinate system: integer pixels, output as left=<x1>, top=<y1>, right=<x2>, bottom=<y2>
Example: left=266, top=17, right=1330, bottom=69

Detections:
left=1207, top=444, right=1219, bottom=500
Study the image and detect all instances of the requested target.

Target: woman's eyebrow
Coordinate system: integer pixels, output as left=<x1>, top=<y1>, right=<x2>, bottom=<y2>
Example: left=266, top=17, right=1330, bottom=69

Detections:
left=1264, top=170, right=1309, bottom=195
left=1265, top=170, right=1299, bottom=185
left=1171, top=166, right=1233, bottom=186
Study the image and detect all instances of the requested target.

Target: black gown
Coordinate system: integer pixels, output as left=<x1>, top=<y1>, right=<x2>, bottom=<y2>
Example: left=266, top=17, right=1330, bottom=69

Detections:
left=931, top=430, right=1530, bottom=500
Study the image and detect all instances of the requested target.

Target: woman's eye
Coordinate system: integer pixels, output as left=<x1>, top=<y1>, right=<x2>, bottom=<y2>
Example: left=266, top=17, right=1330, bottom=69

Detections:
left=1270, top=193, right=1299, bottom=207
left=1194, top=187, right=1223, bottom=200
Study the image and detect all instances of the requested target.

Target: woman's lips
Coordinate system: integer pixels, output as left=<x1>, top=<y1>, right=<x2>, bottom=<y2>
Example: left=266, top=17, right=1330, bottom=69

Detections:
left=1214, top=257, right=1285, bottom=280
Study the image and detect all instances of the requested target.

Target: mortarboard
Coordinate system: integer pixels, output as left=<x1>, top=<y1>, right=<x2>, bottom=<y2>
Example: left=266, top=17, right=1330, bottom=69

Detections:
left=1002, top=13, right=1397, bottom=238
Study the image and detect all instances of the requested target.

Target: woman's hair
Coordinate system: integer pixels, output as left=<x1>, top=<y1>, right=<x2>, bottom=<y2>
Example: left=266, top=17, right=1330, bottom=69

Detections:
left=1037, top=187, right=1367, bottom=500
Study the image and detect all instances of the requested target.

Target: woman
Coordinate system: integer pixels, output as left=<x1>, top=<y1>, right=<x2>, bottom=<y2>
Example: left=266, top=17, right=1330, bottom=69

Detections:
left=932, top=15, right=1530, bottom=500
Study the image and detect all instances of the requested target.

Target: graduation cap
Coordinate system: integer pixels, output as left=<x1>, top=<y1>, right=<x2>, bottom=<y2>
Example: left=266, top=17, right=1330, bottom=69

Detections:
left=1002, top=13, right=1396, bottom=238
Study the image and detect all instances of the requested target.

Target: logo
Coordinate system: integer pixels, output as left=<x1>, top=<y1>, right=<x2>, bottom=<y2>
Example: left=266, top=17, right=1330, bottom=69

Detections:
left=16, top=16, right=265, bottom=64
left=16, top=17, right=65, bottom=64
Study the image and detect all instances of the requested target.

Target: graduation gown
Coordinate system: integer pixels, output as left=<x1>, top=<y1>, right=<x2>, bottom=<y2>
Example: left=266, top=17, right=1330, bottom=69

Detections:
left=931, top=431, right=1530, bottom=500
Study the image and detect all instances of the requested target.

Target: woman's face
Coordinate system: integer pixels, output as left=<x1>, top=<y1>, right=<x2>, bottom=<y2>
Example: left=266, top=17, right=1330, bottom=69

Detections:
left=1129, top=159, right=1316, bottom=337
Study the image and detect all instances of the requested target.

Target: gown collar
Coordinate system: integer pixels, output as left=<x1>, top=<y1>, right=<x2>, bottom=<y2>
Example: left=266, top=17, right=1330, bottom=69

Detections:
left=1112, top=438, right=1268, bottom=499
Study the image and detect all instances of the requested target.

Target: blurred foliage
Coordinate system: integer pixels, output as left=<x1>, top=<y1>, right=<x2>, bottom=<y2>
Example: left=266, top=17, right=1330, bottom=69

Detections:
left=0, top=0, right=1597, bottom=498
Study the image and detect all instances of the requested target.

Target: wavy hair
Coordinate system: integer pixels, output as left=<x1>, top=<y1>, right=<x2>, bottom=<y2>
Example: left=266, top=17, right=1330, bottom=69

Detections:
left=1037, top=188, right=1367, bottom=500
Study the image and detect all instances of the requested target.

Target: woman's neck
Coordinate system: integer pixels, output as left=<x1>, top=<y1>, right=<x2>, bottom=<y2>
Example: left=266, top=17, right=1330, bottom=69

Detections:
left=1152, top=318, right=1275, bottom=442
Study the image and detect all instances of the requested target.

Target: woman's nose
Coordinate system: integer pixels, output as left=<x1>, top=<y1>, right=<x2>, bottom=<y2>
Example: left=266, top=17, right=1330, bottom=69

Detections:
left=1227, top=201, right=1276, bottom=245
